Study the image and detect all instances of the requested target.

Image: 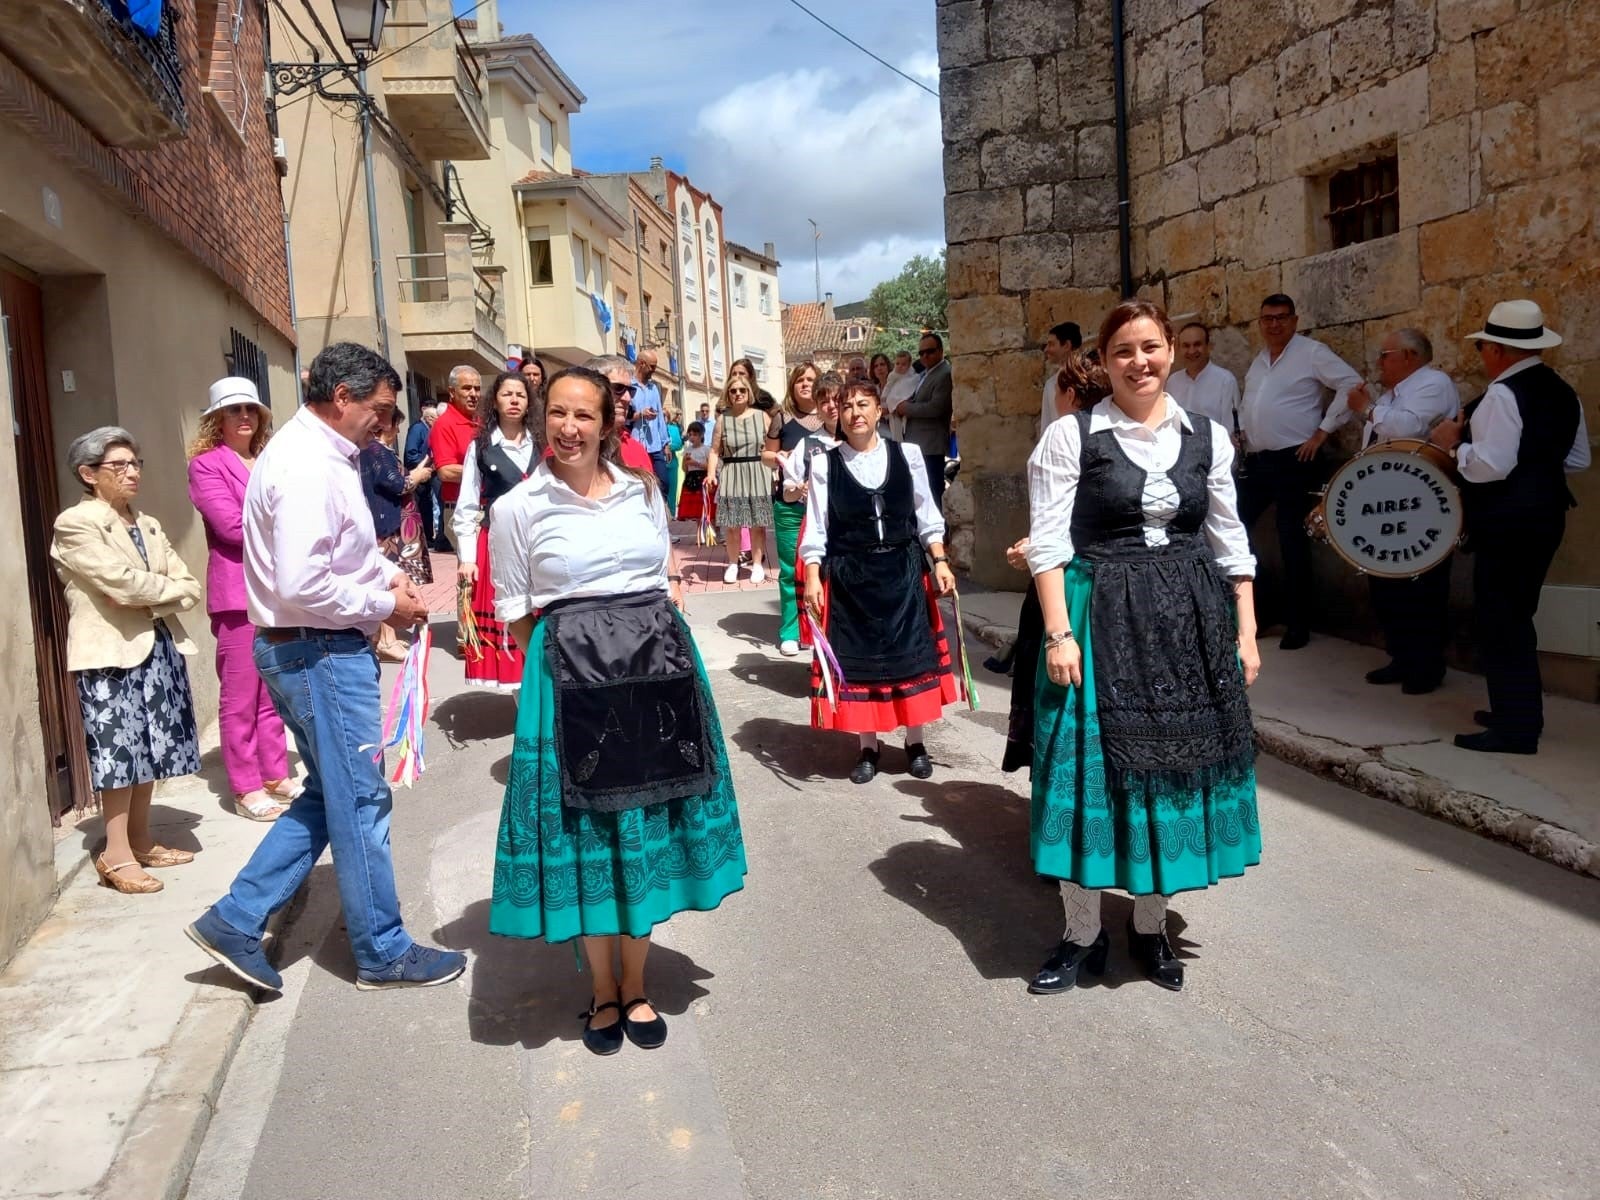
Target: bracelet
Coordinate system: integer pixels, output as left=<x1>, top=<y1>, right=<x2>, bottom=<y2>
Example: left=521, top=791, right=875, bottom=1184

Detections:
left=668, top=574, right=683, bottom=583
left=930, top=555, right=949, bottom=565
left=1043, top=630, right=1076, bottom=648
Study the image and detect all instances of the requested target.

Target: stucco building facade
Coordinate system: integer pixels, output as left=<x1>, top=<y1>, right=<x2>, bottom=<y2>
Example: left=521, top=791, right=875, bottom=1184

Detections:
left=938, top=0, right=1599, bottom=698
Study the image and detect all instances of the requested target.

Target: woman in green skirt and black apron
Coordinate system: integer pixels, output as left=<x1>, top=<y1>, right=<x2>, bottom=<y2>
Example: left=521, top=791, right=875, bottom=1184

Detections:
left=1024, top=300, right=1262, bottom=996
left=489, top=366, right=746, bottom=1055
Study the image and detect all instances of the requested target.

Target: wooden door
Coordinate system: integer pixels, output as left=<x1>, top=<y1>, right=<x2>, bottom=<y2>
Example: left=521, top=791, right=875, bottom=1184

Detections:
left=1, top=268, right=92, bottom=819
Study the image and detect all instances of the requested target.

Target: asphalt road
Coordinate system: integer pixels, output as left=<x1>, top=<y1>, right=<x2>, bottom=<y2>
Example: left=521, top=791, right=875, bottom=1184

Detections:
left=185, top=589, right=1600, bottom=1200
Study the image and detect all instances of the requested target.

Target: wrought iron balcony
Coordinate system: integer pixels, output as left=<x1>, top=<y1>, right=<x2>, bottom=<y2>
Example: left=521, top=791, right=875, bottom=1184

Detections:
left=0, top=0, right=187, bottom=147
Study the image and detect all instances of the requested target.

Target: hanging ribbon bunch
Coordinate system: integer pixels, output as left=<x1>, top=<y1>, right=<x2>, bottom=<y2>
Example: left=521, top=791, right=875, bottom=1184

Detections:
left=365, top=627, right=434, bottom=787
left=803, top=611, right=847, bottom=709
left=697, top=508, right=718, bottom=547
left=948, top=589, right=980, bottom=711
left=457, top=577, right=485, bottom=662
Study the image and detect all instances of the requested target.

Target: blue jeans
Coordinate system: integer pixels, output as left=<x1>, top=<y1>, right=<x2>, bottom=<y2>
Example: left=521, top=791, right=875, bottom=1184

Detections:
left=649, top=449, right=673, bottom=495
left=212, top=630, right=412, bottom=972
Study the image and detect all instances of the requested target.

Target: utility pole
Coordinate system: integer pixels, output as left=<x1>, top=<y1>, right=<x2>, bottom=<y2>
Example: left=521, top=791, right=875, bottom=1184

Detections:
left=807, top=218, right=821, bottom=305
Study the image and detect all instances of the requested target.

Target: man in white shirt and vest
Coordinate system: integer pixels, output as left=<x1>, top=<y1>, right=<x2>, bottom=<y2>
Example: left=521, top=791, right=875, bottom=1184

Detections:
left=1168, top=322, right=1242, bottom=434
left=1429, top=300, right=1591, bottom=754
left=188, top=342, right=467, bottom=993
left=1324, top=327, right=1461, bottom=693
left=1239, top=293, right=1364, bottom=649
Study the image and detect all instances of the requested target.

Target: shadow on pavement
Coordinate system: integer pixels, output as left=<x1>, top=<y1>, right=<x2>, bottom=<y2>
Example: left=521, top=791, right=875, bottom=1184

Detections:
left=729, top=716, right=858, bottom=791
left=432, top=899, right=716, bottom=1050
left=716, top=608, right=777, bottom=648
left=433, top=689, right=519, bottom=748
left=75, top=802, right=204, bottom=856
left=729, top=651, right=811, bottom=700
left=869, top=779, right=1189, bottom=988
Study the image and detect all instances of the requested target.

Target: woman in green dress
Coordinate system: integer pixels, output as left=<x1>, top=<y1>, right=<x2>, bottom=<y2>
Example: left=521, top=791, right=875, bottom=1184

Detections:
left=488, top=366, right=746, bottom=1055
left=706, top=374, right=779, bottom=584
left=1025, top=299, right=1262, bottom=996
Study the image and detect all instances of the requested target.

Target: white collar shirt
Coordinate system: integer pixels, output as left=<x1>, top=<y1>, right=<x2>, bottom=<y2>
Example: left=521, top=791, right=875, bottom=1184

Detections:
left=1167, top=361, right=1242, bottom=431
left=1241, top=333, right=1364, bottom=451
left=1354, top=365, right=1460, bottom=447
left=244, top=406, right=397, bottom=633
left=488, top=462, right=669, bottom=622
left=1026, top=395, right=1255, bottom=578
left=798, top=438, right=945, bottom=565
left=452, top=425, right=537, bottom=565
left=1456, top=356, right=1591, bottom=483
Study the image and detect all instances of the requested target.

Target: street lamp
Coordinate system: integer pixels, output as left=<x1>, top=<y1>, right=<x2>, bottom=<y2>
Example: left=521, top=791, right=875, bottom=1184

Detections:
left=654, top=316, right=670, bottom=346
left=269, top=0, right=392, bottom=359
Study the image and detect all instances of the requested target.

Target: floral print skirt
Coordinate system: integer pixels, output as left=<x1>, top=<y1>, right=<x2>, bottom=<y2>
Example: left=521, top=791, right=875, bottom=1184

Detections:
left=75, top=622, right=201, bottom=792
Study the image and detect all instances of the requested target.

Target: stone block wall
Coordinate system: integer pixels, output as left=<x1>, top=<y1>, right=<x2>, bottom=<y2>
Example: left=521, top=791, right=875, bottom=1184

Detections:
left=940, top=0, right=1598, bottom=693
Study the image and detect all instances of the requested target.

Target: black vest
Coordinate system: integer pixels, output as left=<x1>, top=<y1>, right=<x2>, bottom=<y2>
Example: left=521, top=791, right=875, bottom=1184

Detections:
left=477, top=440, right=530, bottom=516
left=824, top=443, right=918, bottom=554
left=1460, top=361, right=1579, bottom=530
left=1068, top=409, right=1213, bottom=558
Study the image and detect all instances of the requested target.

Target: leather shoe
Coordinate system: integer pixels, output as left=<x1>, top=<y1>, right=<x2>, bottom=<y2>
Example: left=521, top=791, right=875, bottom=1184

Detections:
left=1027, top=929, right=1109, bottom=995
left=849, top=748, right=880, bottom=785
left=1279, top=628, right=1310, bottom=650
left=1127, top=921, right=1184, bottom=991
left=581, top=1001, right=624, bottom=1056
left=905, top=742, right=933, bottom=780
left=1365, top=662, right=1405, bottom=685
left=1454, top=729, right=1537, bottom=755
left=621, top=997, right=668, bottom=1050
left=1473, top=709, right=1500, bottom=728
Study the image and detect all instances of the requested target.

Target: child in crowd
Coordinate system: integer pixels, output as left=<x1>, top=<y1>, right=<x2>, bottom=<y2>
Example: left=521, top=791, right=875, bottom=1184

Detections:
left=678, top=420, right=711, bottom=521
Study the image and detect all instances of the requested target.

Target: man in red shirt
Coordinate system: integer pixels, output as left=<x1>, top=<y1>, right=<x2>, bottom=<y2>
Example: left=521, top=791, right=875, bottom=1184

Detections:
left=428, top=365, right=482, bottom=554
left=585, top=356, right=656, bottom=472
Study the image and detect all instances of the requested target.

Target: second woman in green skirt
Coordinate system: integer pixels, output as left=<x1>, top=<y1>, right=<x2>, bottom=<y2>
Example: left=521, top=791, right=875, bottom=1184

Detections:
left=489, top=366, right=746, bottom=1056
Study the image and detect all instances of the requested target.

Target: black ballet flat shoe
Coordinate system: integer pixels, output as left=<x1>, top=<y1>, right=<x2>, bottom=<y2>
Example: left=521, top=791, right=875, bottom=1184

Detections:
left=1401, top=674, right=1444, bottom=695
left=905, top=742, right=933, bottom=780
left=982, top=653, right=1014, bottom=675
left=1279, top=628, right=1311, bottom=651
left=1365, top=662, right=1405, bottom=685
left=849, top=748, right=880, bottom=785
left=1027, top=929, right=1110, bottom=995
left=621, top=997, right=668, bottom=1050
left=581, top=1000, right=625, bottom=1056
left=1473, top=709, right=1500, bottom=728
left=1127, top=921, right=1184, bottom=992
left=1453, top=729, right=1538, bottom=755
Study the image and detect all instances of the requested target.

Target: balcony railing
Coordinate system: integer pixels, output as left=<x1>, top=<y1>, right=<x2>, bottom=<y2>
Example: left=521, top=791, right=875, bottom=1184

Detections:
left=393, top=223, right=506, bottom=372
left=0, top=0, right=187, bottom=146
left=380, top=0, right=491, bottom=160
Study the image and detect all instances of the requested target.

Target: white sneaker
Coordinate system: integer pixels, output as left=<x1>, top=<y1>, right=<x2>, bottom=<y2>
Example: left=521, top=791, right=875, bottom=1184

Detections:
left=723, top=563, right=739, bottom=584
left=749, top=564, right=766, bottom=585
left=779, top=639, right=800, bottom=657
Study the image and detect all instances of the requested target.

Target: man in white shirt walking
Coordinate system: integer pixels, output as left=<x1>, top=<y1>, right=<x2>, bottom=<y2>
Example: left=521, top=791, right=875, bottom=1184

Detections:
left=1428, top=300, right=1591, bottom=754
left=1168, top=322, right=1242, bottom=433
left=1239, top=293, right=1363, bottom=648
left=188, top=342, right=467, bottom=993
left=1325, top=327, right=1461, bottom=693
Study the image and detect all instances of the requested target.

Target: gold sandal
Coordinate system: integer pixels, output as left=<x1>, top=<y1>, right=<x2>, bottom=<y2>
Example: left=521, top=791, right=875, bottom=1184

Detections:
left=94, top=854, right=163, bottom=894
left=133, top=845, right=195, bottom=868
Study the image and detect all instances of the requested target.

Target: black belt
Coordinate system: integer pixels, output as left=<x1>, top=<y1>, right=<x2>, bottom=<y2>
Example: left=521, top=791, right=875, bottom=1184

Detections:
left=259, top=626, right=367, bottom=645
left=723, top=455, right=761, bottom=463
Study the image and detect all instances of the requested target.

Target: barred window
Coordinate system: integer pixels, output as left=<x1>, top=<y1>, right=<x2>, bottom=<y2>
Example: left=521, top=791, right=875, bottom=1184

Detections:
left=1326, top=156, right=1399, bottom=250
left=226, top=329, right=269, bottom=404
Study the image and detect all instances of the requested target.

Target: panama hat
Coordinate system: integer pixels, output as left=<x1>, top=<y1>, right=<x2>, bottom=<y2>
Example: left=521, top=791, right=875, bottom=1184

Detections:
left=202, top=376, right=268, bottom=417
left=1464, top=299, right=1563, bottom=350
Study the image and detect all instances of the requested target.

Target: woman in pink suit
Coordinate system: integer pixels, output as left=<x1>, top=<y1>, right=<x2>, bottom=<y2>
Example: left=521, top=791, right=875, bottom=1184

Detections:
left=186, top=378, right=299, bottom=821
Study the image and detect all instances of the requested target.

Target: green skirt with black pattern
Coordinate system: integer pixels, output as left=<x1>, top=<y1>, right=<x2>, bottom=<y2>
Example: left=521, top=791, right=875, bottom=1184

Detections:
left=1031, top=559, right=1262, bottom=895
left=489, top=618, right=746, bottom=944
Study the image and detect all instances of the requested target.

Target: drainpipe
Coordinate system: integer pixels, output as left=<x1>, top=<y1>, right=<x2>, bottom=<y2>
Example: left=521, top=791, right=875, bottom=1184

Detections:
left=263, top=14, right=303, bottom=391
left=357, top=59, right=391, bottom=360
left=1111, top=0, right=1134, bottom=298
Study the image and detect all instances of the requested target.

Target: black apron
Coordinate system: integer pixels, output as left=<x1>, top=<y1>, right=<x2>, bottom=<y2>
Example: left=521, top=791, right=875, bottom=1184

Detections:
left=541, top=590, right=713, bottom=812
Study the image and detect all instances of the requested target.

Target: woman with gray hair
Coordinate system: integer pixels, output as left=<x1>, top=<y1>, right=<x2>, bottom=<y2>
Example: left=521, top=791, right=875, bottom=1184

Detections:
left=51, top=426, right=203, bottom=894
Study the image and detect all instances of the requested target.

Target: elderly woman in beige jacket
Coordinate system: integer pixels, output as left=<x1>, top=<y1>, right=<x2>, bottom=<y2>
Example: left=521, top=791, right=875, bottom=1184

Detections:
left=51, top=426, right=203, bottom=894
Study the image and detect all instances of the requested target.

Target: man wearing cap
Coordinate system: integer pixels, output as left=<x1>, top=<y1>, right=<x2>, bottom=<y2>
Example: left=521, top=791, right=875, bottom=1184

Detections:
left=1429, top=301, right=1591, bottom=754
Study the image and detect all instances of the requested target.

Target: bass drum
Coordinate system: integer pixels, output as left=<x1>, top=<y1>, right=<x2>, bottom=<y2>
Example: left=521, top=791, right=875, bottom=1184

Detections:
left=1306, top=439, right=1462, bottom=578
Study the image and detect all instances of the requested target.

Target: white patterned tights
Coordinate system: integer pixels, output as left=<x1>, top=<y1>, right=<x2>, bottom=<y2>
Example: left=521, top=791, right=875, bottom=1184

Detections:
left=1058, top=882, right=1169, bottom=944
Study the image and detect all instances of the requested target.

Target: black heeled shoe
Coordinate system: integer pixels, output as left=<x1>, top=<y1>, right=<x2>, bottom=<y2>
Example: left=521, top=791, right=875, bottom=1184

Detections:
left=1027, top=929, right=1109, bottom=995
left=1126, top=921, right=1184, bottom=992
left=622, top=997, right=668, bottom=1049
left=905, top=742, right=933, bottom=780
left=849, top=748, right=880, bottom=784
left=581, top=1000, right=625, bottom=1055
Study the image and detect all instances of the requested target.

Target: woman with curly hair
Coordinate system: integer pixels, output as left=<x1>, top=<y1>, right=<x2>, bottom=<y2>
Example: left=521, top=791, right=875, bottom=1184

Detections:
left=187, top=378, right=298, bottom=822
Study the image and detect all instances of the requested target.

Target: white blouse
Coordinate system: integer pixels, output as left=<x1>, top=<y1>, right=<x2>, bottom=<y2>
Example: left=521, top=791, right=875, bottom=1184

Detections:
left=1026, top=396, right=1255, bottom=579
left=489, top=462, right=670, bottom=621
left=798, top=438, right=945, bottom=566
left=453, top=427, right=537, bottom=565
left=780, top=432, right=839, bottom=501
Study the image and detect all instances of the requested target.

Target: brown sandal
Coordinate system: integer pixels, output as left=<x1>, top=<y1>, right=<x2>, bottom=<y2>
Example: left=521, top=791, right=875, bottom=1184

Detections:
left=94, top=854, right=163, bottom=894
left=133, top=845, right=195, bottom=868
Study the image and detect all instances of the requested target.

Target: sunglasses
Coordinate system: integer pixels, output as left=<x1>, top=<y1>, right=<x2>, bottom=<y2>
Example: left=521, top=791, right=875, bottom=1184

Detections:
left=728, top=388, right=750, bottom=396
left=611, top=382, right=638, bottom=398
left=918, top=347, right=939, bottom=357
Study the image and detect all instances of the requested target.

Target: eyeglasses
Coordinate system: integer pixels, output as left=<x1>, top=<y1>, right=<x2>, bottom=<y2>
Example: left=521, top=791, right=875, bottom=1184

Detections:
left=95, top=458, right=144, bottom=475
left=610, top=382, right=637, bottom=398
left=728, top=388, right=749, bottom=396
left=1258, top=314, right=1294, bottom=325
left=918, top=347, right=939, bottom=357
left=221, top=404, right=258, bottom=418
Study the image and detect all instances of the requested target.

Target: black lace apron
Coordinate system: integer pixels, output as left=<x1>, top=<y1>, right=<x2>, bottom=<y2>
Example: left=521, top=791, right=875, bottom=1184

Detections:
left=541, top=590, right=713, bottom=812
left=1070, top=412, right=1254, bottom=790
left=824, top=443, right=939, bottom=683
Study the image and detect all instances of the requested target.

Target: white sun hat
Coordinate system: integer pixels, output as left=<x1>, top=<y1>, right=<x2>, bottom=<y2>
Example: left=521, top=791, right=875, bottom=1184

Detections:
left=1464, top=299, right=1563, bottom=350
left=202, top=376, right=269, bottom=417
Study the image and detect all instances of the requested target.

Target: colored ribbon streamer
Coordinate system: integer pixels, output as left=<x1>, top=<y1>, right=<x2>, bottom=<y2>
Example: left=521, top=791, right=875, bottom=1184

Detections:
left=457, top=577, right=485, bottom=663
left=365, top=627, right=434, bottom=787
left=948, top=589, right=980, bottom=711
left=803, top=612, right=846, bottom=709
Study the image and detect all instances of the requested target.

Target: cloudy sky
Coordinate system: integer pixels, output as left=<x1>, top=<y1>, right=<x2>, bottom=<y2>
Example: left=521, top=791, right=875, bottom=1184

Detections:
left=498, top=0, right=944, bottom=304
